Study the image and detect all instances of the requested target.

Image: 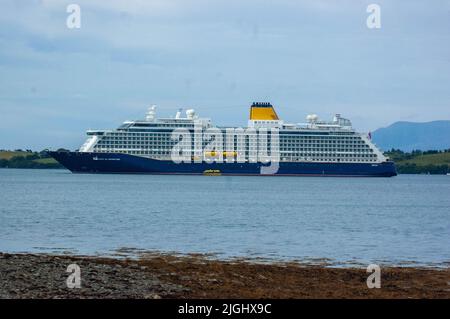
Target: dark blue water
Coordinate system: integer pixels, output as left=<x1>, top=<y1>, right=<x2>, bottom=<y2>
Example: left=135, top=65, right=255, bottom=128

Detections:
left=0, top=169, right=449, bottom=266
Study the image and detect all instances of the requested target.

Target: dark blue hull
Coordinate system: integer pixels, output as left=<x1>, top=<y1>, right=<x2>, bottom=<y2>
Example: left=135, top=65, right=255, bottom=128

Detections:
left=49, top=152, right=397, bottom=177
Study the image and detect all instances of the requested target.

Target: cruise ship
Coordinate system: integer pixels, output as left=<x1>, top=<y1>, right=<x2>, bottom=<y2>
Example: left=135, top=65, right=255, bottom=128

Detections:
left=49, top=102, right=397, bottom=177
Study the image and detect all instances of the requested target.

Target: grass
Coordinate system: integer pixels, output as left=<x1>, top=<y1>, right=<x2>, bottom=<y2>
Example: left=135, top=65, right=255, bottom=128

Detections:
left=0, top=151, right=29, bottom=160
left=0, top=150, right=62, bottom=169
left=33, top=158, right=58, bottom=164
left=396, top=152, right=450, bottom=166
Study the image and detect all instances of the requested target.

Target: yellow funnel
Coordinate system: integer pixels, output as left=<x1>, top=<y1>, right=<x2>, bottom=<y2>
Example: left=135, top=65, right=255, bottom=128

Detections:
left=249, top=102, right=279, bottom=120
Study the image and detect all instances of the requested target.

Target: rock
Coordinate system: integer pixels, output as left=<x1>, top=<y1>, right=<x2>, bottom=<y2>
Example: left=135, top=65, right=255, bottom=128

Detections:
left=144, top=293, right=162, bottom=299
left=207, top=278, right=219, bottom=283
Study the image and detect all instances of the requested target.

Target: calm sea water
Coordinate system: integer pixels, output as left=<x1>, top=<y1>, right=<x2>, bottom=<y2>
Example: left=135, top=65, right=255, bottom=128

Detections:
left=0, top=169, right=449, bottom=267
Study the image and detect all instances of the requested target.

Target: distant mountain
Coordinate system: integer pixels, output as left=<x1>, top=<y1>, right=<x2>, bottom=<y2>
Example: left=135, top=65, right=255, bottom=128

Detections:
left=372, top=120, right=450, bottom=152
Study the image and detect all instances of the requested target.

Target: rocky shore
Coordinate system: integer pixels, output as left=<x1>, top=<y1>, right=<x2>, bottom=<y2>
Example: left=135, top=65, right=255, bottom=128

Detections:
left=0, top=252, right=449, bottom=299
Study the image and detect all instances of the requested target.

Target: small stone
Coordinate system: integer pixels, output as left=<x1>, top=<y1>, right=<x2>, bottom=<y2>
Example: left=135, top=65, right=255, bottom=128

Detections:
left=207, top=278, right=219, bottom=283
left=144, top=293, right=162, bottom=299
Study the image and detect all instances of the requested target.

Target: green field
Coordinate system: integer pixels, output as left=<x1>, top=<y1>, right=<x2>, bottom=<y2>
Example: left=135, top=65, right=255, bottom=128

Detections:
left=0, top=151, right=29, bottom=160
left=385, top=150, right=450, bottom=174
left=32, top=157, right=59, bottom=164
left=0, top=150, right=62, bottom=168
left=0, top=150, right=58, bottom=164
left=396, top=152, right=450, bottom=166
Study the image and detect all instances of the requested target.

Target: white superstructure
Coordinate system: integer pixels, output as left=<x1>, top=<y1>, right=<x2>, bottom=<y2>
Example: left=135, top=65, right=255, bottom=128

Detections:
left=79, top=104, right=388, bottom=164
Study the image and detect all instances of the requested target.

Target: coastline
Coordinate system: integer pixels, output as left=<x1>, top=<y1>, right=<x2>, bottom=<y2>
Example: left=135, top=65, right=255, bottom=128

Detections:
left=1, top=252, right=449, bottom=299
left=1, top=149, right=450, bottom=174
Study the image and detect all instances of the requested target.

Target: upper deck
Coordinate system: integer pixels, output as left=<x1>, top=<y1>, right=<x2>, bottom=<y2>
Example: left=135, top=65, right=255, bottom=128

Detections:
left=87, top=103, right=355, bottom=136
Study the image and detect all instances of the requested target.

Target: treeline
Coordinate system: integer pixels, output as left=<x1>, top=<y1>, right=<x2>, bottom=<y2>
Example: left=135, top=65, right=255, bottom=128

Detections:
left=385, top=149, right=450, bottom=175
left=384, top=149, right=450, bottom=161
left=0, top=150, right=63, bottom=169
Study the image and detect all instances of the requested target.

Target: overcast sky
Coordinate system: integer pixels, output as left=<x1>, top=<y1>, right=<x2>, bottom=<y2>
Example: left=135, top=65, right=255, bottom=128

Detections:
left=1, top=0, right=449, bottom=150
